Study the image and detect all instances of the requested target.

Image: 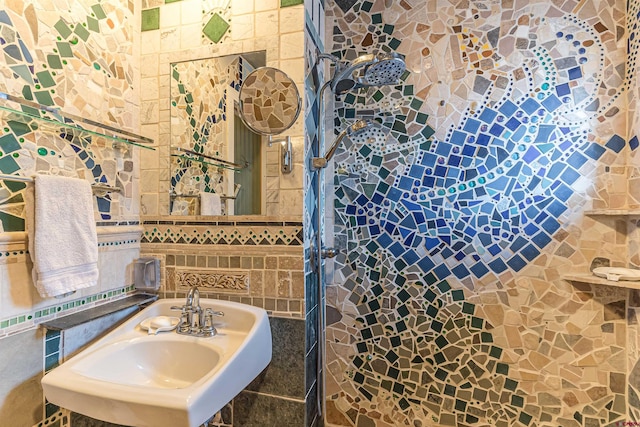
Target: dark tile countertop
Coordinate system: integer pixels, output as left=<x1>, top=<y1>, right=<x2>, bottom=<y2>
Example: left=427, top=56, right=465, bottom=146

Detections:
left=42, top=293, right=158, bottom=330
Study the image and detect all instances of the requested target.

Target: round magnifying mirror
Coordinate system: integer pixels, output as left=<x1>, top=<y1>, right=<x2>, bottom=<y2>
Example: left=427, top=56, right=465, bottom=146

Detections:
left=238, top=67, right=302, bottom=135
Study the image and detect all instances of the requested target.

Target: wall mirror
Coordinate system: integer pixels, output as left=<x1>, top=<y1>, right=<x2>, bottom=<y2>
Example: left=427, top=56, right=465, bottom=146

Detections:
left=169, top=51, right=270, bottom=216
left=238, top=67, right=302, bottom=136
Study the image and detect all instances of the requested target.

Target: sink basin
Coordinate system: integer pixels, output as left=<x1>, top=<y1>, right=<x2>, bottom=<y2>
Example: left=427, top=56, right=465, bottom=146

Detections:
left=41, top=298, right=272, bottom=427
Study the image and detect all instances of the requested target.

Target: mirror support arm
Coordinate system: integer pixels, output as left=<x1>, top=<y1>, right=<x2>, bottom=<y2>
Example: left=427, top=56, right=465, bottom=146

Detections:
left=267, top=135, right=293, bottom=174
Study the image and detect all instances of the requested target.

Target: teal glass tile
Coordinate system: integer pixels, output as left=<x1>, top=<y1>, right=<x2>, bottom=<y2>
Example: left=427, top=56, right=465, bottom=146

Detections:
left=437, top=281, right=451, bottom=292
left=45, top=353, right=59, bottom=371
left=141, top=8, right=160, bottom=31
left=54, top=20, right=72, bottom=38
left=45, top=336, right=60, bottom=355
left=0, top=134, right=21, bottom=154
left=203, top=13, right=230, bottom=43
left=0, top=154, right=20, bottom=174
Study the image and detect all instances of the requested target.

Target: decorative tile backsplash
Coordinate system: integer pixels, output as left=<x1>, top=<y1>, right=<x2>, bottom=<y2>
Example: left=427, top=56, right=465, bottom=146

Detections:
left=142, top=219, right=303, bottom=245
left=321, top=0, right=637, bottom=425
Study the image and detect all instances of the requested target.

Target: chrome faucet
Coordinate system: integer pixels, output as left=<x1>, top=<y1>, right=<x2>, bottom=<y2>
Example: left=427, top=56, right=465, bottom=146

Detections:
left=171, top=286, right=224, bottom=337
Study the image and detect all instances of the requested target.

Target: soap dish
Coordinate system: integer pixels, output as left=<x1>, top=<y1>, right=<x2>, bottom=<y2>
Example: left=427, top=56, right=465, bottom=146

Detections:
left=592, top=267, right=640, bottom=282
left=139, top=316, right=180, bottom=335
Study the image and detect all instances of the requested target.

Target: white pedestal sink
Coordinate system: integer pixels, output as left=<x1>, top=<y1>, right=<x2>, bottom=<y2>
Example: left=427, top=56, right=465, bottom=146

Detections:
left=41, top=298, right=272, bottom=427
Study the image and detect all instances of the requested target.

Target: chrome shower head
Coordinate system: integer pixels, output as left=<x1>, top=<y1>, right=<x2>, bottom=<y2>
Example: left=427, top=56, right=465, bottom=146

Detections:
left=313, top=120, right=386, bottom=169
left=330, top=52, right=406, bottom=95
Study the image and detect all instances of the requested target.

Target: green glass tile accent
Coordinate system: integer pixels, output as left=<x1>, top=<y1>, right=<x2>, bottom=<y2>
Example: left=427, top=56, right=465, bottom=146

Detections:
left=372, top=90, right=384, bottom=102
left=489, top=346, right=502, bottom=358
left=436, top=281, right=451, bottom=292
left=36, top=70, right=56, bottom=87
left=141, top=8, right=160, bottom=31
left=34, top=90, right=54, bottom=106
left=389, top=38, right=401, bottom=49
left=519, top=412, right=532, bottom=425
left=54, top=20, right=73, bottom=38
left=0, top=320, right=8, bottom=328
left=21, top=86, right=33, bottom=101
left=10, top=65, right=34, bottom=85
left=462, top=302, right=475, bottom=315
left=434, top=335, right=448, bottom=348
left=281, top=0, right=303, bottom=6
left=410, top=98, right=423, bottom=110
left=0, top=134, right=21, bottom=154
left=87, top=16, right=100, bottom=32
left=471, top=316, right=483, bottom=329
left=0, top=212, right=25, bottom=231
left=165, top=0, right=183, bottom=3
left=422, top=126, right=435, bottom=139
left=511, top=394, right=524, bottom=408
left=434, top=368, right=447, bottom=381
left=481, top=332, right=493, bottom=342
left=74, top=24, right=90, bottom=41
left=46, top=54, right=63, bottom=70
left=505, top=378, right=518, bottom=391
left=495, top=363, right=509, bottom=375
left=203, top=13, right=230, bottom=43
left=91, top=4, right=107, bottom=19
left=451, top=289, right=464, bottom=301
left=4, top=181, right=27, bottom=193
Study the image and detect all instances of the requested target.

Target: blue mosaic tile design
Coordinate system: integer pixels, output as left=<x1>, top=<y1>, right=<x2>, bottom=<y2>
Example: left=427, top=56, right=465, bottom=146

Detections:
left=321, top=0, right=632, bottom=425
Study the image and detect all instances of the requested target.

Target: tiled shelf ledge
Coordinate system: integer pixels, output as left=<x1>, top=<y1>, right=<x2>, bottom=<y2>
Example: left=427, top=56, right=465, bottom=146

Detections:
left=584, top=209, right=640, bottom=216
left=41, top=293, right=158, bottom=330
left=564, top=274, right=640, bottom=290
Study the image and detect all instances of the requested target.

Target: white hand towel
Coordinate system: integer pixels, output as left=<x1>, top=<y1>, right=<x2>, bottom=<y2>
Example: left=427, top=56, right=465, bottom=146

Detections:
left=25, top=175, right=99, bottom=298
left=200, top=192, right=222, bottom=215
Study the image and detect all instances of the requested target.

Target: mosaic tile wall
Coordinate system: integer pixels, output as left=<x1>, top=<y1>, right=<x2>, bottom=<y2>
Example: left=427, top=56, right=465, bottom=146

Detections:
left=319, top=0, right=640, bottom=425
left=169, top=55, right=247, bottom=215
left=0, top=1, right=143, bottom=229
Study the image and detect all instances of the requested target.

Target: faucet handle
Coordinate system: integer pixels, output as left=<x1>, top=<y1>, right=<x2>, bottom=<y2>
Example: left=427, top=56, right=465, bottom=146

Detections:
left=170, top=305, right=191, bottom=332
left=200, top=308, right=224, bottom=337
